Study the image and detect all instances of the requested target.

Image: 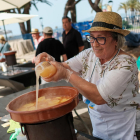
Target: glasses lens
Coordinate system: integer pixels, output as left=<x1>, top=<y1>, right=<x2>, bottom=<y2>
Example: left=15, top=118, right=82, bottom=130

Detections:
left=86, top=36, right=90, bottom=42
left=86, top=36, right=95, bottom=42
left=97, top=37, right=105, bottom=45
left=90, top=36, right=95, bottom=42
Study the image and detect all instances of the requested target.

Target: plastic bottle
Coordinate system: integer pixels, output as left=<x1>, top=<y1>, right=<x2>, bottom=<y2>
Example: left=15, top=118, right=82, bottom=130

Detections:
left=1, top=62, right=7, bottom=72
left=17, top=132, right=27, bottom=140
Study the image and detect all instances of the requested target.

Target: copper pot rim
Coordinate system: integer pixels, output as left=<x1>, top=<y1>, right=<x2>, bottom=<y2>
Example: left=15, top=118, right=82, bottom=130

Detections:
left=3, top=51, right=17, bottom=55
left=6, top=86, right=79, bottom=114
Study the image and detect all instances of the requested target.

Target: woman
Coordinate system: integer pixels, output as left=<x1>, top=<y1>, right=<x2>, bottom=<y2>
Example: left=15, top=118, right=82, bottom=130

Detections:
left=35, top=12, right=140, bottom=140
left=0, top=35, right=11, bottom=62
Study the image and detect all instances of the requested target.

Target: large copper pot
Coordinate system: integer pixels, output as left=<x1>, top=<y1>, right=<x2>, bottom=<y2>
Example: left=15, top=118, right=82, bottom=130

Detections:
left=6, top=86, right=79, bottom=124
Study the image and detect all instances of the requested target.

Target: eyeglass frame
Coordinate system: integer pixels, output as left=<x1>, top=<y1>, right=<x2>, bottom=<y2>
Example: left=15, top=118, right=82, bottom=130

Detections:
left=86, top=35, right=112, bottom=45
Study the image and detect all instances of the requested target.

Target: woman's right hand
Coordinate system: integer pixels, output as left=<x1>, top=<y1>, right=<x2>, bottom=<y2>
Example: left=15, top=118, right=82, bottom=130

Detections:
left=34, top=52, right=55, bottom=66
left=42, top=61, right=73, bottom=83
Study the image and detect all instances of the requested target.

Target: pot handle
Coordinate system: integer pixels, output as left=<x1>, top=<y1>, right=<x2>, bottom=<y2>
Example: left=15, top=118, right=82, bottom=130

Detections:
left=20, top=123, right=26, bottom=135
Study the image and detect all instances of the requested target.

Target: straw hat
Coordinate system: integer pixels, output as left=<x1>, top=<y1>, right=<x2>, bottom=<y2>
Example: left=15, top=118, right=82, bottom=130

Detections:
left=83, top=12, right=130, bottom=36
left=30, top=28, right=39, bottom=34
left=0, top=35, right=5, bottom=41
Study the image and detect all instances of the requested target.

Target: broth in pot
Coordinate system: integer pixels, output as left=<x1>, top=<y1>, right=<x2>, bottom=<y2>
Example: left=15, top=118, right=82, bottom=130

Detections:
left=17, top=95, right=71, bottom=112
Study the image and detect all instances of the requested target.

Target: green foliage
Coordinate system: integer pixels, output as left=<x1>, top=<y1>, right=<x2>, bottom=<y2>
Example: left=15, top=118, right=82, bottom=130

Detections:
left=127, top=0, right=139, bottom=10
left=118, top=2, right=128, bottom=12
left=134, top=0, right=140, bottom=11
left=122, top=20, right=133, bottom=29
left=118, top=0, right=140, bottom=15
left=108, top=0, right=113, bottom=3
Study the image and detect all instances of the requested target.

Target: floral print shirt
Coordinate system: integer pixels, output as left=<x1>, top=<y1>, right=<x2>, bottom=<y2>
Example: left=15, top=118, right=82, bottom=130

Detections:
left=66, top=48, right=140, bottom=131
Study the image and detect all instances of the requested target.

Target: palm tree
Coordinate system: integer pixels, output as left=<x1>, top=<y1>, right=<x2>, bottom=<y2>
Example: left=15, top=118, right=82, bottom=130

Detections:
left=63, top=0, right=81, bottom=23
left=88, top=0, right=102, bottom=12
left=127, top=0, right=139, bottom=24
left=127, top=0, right=139, bottom=17
left=135, top=1, right=140, bottom=13
left=91, top=0, right=102, bottom=13
left=118, top=2, right=128, bottom=18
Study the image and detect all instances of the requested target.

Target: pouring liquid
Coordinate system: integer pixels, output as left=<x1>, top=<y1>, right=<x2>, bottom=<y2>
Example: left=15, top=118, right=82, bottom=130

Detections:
left=36, top=70, right=40, bottom=109
left=35, top=61, right=57, bottom=109
left=16, top=62, right=72, bottom=112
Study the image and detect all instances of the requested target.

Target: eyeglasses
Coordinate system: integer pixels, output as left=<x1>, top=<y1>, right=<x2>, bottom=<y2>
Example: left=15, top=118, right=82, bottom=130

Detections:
left=86, top=35, right=112, bottom=45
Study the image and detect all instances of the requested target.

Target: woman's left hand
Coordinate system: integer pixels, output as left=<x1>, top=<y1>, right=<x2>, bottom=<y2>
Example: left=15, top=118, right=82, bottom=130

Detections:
left=42, top=61, right=68, bottom=82
left=35, top=52, right=55, bottom=66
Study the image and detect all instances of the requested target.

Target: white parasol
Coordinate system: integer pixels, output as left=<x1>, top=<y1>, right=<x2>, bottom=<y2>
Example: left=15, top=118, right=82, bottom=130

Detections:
left=0, top=13, right=38, bottom=40
left=0, top=0, right=31, bottom=11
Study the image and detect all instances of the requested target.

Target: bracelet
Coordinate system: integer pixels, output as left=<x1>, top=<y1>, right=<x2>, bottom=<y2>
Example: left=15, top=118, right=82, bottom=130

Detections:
left=65, top=69, right=73, bottom=83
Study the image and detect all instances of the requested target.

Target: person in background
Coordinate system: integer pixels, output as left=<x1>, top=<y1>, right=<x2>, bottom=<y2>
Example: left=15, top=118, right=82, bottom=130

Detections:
left=32, top=26, right=67, bottom=63
left=0, top=35, right=11, bottom=62
left=62, top=16, right=84, bottom=59
left=30, top=28, right=44, bottom=49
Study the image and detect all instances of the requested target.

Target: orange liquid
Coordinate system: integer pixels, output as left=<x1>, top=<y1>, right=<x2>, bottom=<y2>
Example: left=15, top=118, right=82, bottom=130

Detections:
left=40, top=65, right=57, bottom=78
left=35, top=61, right=57, bottom=110
left=17, top=96, right=71, bottom=111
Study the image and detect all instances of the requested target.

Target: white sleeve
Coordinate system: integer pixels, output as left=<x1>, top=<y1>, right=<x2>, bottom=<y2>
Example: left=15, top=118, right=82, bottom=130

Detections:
left=66, top=49, right=90, bottom=72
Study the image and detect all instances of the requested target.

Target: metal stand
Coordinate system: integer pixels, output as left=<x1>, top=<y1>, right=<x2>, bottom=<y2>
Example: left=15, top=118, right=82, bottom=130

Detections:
left=21, top=112, right=77, bottom=140
left=74, top=109, right=92, bottom=135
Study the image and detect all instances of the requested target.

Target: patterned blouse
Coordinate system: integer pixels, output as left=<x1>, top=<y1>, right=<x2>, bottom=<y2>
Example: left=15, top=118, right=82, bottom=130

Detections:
left=66, top=48, right=140, bottom=131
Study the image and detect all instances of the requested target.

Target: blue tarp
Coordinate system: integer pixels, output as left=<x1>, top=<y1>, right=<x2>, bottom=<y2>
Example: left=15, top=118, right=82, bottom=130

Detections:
left=53, top=21, right=92, bottom=41
left=72, top=21, right=92, bottom=40
left=125, top=32, right=140, bottom=47
left=22, top=33, right=35, bottom=49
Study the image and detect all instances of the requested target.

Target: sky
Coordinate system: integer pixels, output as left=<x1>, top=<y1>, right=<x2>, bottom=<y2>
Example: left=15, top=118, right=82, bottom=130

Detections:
left=0, top=0, right=128, bottom=37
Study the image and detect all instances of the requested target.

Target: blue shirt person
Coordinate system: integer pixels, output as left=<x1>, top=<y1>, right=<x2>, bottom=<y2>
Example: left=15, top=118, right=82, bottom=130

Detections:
left=0, top=35, right=11, bottom=62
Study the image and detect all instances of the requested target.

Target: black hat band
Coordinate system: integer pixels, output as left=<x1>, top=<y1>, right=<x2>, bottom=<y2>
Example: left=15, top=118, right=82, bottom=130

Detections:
left=92, top=22, right=122, bottom=29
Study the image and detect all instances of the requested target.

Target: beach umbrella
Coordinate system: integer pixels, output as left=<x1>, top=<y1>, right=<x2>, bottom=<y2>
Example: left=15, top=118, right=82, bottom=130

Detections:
left=0, top=0, right=31, bottom=11
left=0, top=13, right=38, bottom=40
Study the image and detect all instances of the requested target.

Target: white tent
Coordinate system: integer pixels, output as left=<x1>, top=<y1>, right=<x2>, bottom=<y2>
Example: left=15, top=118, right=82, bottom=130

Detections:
left=0, top=0, right=31, bottom=11
left=0, top=13, right=38, bottom=40
left=0, top=13, right=37, bottom=26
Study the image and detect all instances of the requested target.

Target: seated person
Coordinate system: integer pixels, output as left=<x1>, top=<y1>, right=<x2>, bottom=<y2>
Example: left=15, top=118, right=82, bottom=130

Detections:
left=0, top=35, right=12, bottom=62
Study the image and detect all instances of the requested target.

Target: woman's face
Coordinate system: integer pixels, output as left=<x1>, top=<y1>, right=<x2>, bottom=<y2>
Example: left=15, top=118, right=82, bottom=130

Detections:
left=90, top=31, right=117, bottom=60
left=0, top=40, right=3, bottom=44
